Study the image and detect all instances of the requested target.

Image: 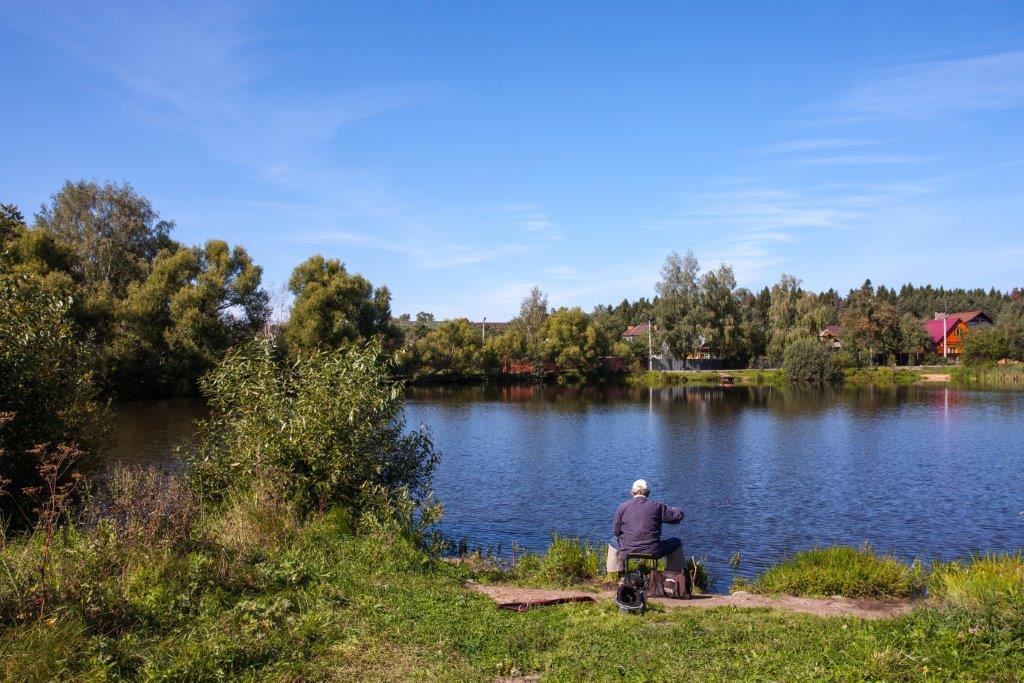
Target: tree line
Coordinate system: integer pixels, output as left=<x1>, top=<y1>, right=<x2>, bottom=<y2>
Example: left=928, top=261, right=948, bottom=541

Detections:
left=4, top=181, right=1024, bottom=396
left=407, top=253, right=1024, bottom=380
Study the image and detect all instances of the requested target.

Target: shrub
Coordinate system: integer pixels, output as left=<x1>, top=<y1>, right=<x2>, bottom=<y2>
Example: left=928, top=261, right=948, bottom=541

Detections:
left=782, top=337, right=842, bottom=384
left=739, top=545, right=923, bottom=598
left=189, top=340, right=441, bottom=526
left=0, top=274, right=106, bottom=528
left=962, top=327, right=1010, bottom=365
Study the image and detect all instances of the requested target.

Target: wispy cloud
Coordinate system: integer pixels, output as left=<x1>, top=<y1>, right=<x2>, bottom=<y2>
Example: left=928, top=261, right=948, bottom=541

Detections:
left=832, top=50, right=1024, bottom=120
left=761, top=138, right=880, bottom=154
left=640, top=179, right=945, bottom=284
left=0, top=0, right=510, bottom=273
left=1, top=2, right=438, bottom=175
left=294, top=230, right=532, bottom=270
left=788, top=154, right=942, bottom=166
left=544, top=265, right=581, bottom=279
left=501, top=203, right=564, bottom=240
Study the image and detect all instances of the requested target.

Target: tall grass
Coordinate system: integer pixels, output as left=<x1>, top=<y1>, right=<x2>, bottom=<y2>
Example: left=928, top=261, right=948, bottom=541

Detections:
left=928, top=553, right=1024, bottom=611
left=507, top=534, right=602, bottom=586
left=735, top=545, right=924, bottom=598
left=952, top=364, right=1024, bottom=387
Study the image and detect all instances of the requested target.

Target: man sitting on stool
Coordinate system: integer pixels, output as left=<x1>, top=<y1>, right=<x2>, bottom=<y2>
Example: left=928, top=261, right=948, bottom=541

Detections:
left=607, top=479, right=684, bottom=577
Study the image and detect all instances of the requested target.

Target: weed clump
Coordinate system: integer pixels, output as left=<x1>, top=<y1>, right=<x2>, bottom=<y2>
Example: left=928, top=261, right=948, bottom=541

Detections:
left=928, top=553, right=1024, bottom=611
left=737, top=545, right=923, bottom=598
left=508, top=535, right=601, bottom=586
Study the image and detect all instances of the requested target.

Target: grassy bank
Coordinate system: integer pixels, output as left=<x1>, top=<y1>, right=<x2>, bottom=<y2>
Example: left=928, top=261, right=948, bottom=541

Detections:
left=4, top=507, right=1023, bottom=681
left=952, top=363, right=1024, bottom=387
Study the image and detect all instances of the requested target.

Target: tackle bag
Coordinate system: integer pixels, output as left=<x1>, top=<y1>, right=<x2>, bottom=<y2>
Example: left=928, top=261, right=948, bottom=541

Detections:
left=646, top=570, right=692, bottom=599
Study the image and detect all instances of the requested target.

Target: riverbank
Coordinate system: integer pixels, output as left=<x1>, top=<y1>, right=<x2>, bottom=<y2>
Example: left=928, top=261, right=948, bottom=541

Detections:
left=628, top=364, right=1024, bottom=389
left=4, top=505, right=1022, bottom=680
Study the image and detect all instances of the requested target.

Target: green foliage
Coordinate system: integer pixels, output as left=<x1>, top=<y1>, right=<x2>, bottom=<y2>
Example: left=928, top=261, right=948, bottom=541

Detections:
left=539, top=307, right=610, bottom=378
left=654, top=250, right=703, bottom=360
left=0, top=274, right=106, bottom=526
left=283, top=254, right=399, bottom=355
left=766, top=274, right=833, bottom=364
left=0, top=203, right=25, bottom=243
left=34, top=180, right=175, bottom=298
left=963, top=326, right=1010, bottom=364
left=5, top=182, right=271, bottom=399
left=952, top=363, right=1024, bottom=386
left=107, top=240, right=269, bottom=396
left=189, top=340, right=440, bottom=523
left=782, top=337, right=842, bottom=384
left=738, top=546, right=924, bottom=598
left=411, top=318, right=490, bottom=379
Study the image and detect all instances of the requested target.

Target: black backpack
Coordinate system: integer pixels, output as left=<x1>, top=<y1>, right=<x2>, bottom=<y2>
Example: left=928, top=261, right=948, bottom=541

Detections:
left=615, top=570, right=647, bottom=614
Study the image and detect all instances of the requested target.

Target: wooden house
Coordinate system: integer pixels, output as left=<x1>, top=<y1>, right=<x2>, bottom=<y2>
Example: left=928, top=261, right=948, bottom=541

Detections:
left=924, top=316, right=970, bottom=358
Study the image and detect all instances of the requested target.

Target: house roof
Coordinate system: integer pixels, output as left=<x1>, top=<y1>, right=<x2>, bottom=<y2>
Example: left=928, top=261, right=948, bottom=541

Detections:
left=946, top=310, right=988, bottom=324
left=820, top=324, right=841, bottom=338
left=622, top=322, right=653, bottom=338
left=924, top=316, right=963, bottom=343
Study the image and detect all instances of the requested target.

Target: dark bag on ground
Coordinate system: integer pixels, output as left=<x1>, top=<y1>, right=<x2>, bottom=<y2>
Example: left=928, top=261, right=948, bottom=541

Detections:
left=646, top=570, right=692, bottom=599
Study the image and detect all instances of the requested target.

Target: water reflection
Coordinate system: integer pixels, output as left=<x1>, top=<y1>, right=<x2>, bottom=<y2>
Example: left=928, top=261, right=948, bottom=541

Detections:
left=98, top=398, right=208, bottom=474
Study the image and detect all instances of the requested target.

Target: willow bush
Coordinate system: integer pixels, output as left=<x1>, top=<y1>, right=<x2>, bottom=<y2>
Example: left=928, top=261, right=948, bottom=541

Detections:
left=782, top=337, right=843, bottom=384
left=188, top=340, right=441, bottom=531
left=0, top=274, right=106, bottom=528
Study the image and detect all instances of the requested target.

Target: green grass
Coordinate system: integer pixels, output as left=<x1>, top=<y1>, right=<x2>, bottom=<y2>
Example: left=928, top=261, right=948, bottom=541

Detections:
left=627, top=370, right=724, bottom=387
left=952, top=363, right=1024, bottom=387
left=844, top=367, right=923, bottom=386
left=734, top=546, right=925, bottom=599
left=729, top=368, right=786, bottom=385
left=929, top=553, right=1024, bottom=611
left=2, top=520, right=1022, bottom=679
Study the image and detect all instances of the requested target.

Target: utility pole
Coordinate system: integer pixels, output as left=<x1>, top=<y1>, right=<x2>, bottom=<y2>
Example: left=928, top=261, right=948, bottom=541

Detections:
left=942, top=311, right=948, bottom=360
left=482, top=317, right=487, bottom=345
left=648, top=318, right=653, bottom=372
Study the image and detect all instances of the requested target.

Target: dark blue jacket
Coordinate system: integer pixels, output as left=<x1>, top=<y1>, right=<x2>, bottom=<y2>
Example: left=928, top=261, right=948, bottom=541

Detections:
left=612, top=495, right=683, bottom=555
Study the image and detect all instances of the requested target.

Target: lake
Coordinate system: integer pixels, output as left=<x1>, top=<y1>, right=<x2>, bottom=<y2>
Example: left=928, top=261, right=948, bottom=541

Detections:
left=102, top=384, right=1024, bottom=591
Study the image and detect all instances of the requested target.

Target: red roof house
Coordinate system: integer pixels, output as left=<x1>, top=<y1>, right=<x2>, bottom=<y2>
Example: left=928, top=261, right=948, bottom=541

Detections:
left=924, top=316, right=969, bottom=357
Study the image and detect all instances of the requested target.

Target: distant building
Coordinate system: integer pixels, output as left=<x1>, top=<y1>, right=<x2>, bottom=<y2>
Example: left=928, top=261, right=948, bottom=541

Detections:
left=924, top=316, right=970, bottom=358
left=472, top=321, right=510, bottom=334
left=819, top=324, right=842, bottom=348
left=622, top=322, right=720, bottom=370
left=938, top=310, right=993, bottom=328
left=622, top=321, right=654, bottom=340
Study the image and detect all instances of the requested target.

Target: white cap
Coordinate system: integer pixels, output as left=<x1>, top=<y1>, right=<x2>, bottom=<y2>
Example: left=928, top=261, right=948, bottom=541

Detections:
left=631, top=479, right=649, bottom=495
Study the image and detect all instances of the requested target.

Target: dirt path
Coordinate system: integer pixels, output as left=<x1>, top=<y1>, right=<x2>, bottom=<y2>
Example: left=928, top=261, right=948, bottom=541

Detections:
left=920, top=373, right=952, bottom=382
left=466, top=582, right=916, bottom=620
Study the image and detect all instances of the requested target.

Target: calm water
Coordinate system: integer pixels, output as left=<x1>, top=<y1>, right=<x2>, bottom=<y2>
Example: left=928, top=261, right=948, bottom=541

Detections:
left=103, top=385, right=1024, bottom=590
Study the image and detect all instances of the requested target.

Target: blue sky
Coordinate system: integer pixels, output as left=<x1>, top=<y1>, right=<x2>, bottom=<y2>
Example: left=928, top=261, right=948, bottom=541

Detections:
left=2, top=1, right=1023, bottom=319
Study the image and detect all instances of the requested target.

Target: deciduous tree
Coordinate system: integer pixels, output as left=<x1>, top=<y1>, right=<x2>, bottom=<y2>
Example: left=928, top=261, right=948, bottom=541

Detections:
left=283, top=255, right=398, bottom=355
